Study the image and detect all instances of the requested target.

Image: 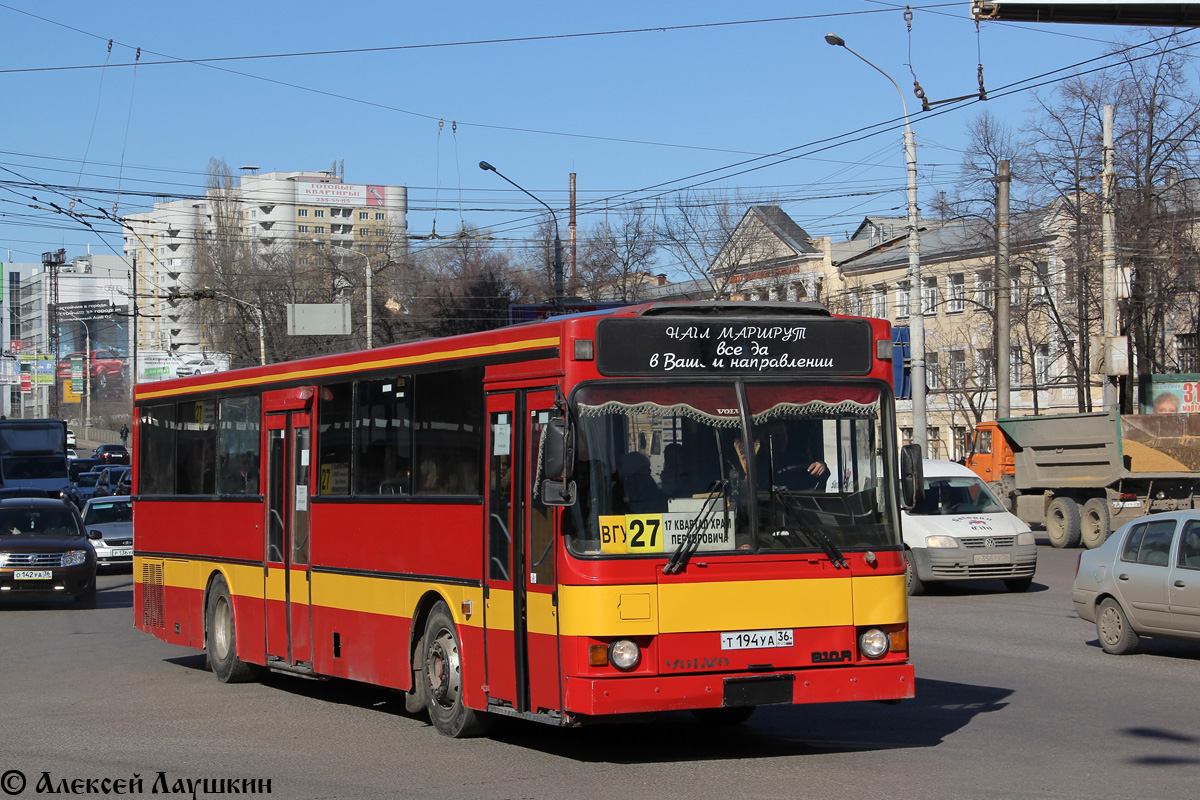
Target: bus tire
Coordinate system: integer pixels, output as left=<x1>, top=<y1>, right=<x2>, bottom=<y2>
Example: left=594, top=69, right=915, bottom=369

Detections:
left=423, top=601, right=492, bottom=738
left=1080, top=498, right=1110, bottom=549
left=1045, top=497, right=1081, bottom=548
left=206, top=575, right=261, bottom=684
left=404, top=632, right=429, bottom=716
left=692, top=706, right=756, bottom=725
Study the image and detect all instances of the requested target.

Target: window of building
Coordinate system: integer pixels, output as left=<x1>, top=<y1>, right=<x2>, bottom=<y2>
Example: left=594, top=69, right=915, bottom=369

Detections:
left=922, top=276, right=938, bottom=316
left=1178, top=333, right=1198, bottom=372
left=926, top=351, right=940, bottom=389
left=871, top=285, right=887, bottom=319
left=948, top=273, right=965, bottom=313
left=375, top=212, right=385, bottom=220
left=314, top=226, right=325, bottom=235
left=1035, top=344, right=1052, bottom=384
left=360, top=228, right=370, bottom=237
left=375, top=229, right=385, bottom=237
left=948, top=349, right=966, bottom=387
left=927, top=427, right=942, bottom=460
left=1011, top=346, right=1024, bottom=385
left=895, top=281, right=911, bottom=318
left=977, top=347, right=994, bottom=387
left=975, top=270, right=994, bottom=310
left=953, top=426, right=968, bottom=461
left=1033, top=261, right=1051, bottom=302
left=359, top=212, right=369, bottom=220
left=298, top=209, right=309, bottom=217
left=298, top=225, right=309, bottom=233
left=315, top=210, right=325, bottom=218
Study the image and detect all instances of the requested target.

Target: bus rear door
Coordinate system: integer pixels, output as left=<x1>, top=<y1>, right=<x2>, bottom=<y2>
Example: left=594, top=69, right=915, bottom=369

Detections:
left=264, top=402, right=314, bottom=671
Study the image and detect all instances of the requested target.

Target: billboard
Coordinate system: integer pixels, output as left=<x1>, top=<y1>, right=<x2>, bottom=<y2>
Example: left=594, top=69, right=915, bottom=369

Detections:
left=296, top=182, right=386, bottom=208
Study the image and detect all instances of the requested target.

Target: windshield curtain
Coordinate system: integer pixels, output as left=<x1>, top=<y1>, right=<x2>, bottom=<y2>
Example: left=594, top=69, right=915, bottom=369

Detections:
left=909, top=476, right=1006, bottom=515
left=565, top=382, right=900, bottom=556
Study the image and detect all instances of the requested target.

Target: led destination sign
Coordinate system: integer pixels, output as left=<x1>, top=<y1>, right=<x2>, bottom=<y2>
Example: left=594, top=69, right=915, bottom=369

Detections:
left=595, top=317, right=874, bottom=376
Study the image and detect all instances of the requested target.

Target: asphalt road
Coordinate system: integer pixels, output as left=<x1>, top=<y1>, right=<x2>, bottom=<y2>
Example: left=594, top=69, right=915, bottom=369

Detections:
left=1, top=545, right=1197, bottom=800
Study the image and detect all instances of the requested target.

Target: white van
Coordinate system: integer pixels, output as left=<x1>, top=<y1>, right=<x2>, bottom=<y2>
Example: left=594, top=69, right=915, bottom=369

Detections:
left=903, top=460, right=1037, bottom=595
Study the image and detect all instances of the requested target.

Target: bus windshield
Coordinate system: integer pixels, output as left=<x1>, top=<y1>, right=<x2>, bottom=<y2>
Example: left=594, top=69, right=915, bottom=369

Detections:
left=565, top=382, right=900, bottom=556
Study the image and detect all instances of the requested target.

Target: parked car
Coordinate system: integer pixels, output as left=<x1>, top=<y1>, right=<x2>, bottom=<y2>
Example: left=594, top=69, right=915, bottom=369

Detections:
left=1072, top=510, right=1200, bottom=654
left=93, top=466, right=131, bottom=499
left=903, top=459, right=1038, bottom=595
left=0, top=497, right=97, bottom=607
left=55, top=349, right=127, bottom=391
left=81, top=496, right=133, bottom=569
left=91, top=444, right=130, bottom=465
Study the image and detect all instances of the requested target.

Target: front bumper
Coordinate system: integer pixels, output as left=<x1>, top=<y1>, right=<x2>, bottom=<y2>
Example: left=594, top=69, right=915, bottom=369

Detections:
left=0, top=565, right=94, bottom=599
left=563, top=662, right=914, bottom=717
left=912, top=544, right=1037, bottom=583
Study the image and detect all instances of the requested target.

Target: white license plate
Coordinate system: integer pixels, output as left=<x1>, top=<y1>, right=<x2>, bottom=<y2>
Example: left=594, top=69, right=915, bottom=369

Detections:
left=13, top=570, right=53, bottom=580
left=111, top=547, right=133, bottom=558
left=720, top=628, right=794, bottom=650
left=974, top=553, right=1012, bottom=565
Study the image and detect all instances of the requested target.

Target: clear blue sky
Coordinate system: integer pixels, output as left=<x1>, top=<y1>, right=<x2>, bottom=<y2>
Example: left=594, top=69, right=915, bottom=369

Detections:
left=0, top=1, right=1191, bottom=274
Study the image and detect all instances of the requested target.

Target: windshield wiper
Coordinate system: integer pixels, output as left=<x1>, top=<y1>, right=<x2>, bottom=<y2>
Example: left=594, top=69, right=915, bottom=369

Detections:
left=663, top=480, right=728, bottom=575
left=773, top=489, right=848, bottom=569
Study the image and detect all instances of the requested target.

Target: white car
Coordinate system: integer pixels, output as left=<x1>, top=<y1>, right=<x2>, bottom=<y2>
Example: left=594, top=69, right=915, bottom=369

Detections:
left=903, top=459, right=1038, bottom=595
left=66, top=429, right=77, bottom=447
left=175, top=356, right=220, bottom=378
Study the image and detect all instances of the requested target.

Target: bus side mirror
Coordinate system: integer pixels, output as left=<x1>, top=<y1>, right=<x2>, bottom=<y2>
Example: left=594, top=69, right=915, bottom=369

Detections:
left=543, top=419, right=575, bottom=481
left=900, top=444, right=925, bottom=510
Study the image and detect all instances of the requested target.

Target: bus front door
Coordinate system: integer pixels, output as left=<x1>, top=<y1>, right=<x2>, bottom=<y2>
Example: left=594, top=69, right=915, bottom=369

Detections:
left=483, top=390, right=561, bottom=717
left=264, top=411, right=314, bottom=671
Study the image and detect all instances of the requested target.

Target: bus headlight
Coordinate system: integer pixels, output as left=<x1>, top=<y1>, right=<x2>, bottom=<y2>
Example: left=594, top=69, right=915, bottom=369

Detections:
left=608, top=639, right=641, bottom=671
left=924, top=535, right=958, bottom=548
left=858, top=628, right=889, bottom=659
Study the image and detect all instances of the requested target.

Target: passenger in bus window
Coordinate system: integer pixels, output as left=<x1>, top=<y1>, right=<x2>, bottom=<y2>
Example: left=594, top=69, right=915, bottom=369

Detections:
left=618, top=451, right=667, bottom=513
left=661, top=443, right=700, bottom=498
left=238, top=452, right=259, bottom=494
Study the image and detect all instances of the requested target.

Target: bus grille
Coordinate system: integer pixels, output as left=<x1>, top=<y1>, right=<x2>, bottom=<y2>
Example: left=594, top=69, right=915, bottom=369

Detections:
left=141, top=561, right=165, bottom=628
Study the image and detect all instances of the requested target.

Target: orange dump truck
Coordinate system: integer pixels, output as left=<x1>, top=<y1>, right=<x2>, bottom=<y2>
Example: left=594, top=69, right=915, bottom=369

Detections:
left=965, top=411, right=1200, bottom=548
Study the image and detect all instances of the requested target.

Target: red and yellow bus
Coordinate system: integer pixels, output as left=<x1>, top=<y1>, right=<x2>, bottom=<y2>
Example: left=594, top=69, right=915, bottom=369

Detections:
left=133, top=301, right=920, bottom=737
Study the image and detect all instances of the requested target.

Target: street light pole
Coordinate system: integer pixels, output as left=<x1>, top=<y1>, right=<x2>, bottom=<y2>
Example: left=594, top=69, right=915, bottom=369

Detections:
left=479, top=160, right=564, bottom=314
left=328, top=244, right=373, bottom=349
left=826, top=33, right=927, bottom=455
left=201, top=288, right=265, bottom=365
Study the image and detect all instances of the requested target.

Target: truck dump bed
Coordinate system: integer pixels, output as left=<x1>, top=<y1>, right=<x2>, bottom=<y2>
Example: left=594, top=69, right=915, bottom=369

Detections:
left=996, top=411, right=1200, bottom=490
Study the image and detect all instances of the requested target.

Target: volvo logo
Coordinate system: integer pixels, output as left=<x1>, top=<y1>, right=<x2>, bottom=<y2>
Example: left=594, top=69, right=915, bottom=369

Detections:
left=984, top=537, right=996, bottom=548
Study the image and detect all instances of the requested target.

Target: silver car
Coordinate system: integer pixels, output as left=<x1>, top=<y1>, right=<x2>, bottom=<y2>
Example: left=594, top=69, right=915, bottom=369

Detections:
left=81, top=496, right=133, bottom=569
left=1072, top=510, right=1200, bottom=654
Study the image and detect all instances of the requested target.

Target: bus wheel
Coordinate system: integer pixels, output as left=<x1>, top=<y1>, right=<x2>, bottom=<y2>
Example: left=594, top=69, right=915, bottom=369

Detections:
left=206, top=576, right=260, bottom=683
left=691, top=706, right=755, bottom=725
left=423, top=602, right=492, bottom=737
left=1080, top=498, right=1110, bottom=549
left=1045, top=497, right=1081, bottom=548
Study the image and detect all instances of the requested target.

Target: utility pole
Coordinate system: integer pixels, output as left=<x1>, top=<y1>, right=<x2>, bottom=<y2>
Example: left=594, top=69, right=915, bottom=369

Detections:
left=995, top=160, right=1011, bottom=419
left=569, top=173, right=578, bottom=294
left=1101, top=104, right=1120, bottom=412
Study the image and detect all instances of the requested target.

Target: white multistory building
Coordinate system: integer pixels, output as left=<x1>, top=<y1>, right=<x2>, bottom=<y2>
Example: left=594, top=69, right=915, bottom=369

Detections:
left=122, top=169, right=408, bottom=360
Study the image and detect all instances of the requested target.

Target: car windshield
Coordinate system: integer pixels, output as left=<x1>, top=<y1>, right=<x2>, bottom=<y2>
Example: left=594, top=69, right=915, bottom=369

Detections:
left=1, top=455, right=68, bottom=480
left=0, top=508, right=81, bottom=537
left=78, top=474, right=99, bottom=487
left=84, top=500, right=133, bottom=525
left=563, top=381, right=901, bottom=556
left=909, top=475, right=1006, bottom=515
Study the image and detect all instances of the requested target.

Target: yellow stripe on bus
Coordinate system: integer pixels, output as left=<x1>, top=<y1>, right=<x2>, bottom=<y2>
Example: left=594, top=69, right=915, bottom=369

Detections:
left=558, top=576, right=908, bottom=637
left=136, top=336, right=561, bottom=400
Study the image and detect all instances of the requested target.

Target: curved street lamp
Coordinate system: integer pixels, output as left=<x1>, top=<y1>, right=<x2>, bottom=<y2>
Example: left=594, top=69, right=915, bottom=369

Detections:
left=825, top=32, right=927, bottom=454
left=479, top=160, right=564, bottom=314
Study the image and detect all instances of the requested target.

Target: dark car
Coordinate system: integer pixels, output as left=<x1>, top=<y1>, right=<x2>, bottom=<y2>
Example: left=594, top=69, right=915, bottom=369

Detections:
left=93, top=466, right=131, bottom=499
left=0, top=497, right=97, bottom=607
left=64, top=471, right=102, bottom=509
left=69, top=458, right=103, bottom=484
left=91, top=444, right=130, bottom=465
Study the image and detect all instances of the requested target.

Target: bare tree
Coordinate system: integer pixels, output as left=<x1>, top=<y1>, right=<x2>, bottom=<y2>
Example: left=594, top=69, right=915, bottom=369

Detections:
left=576, top=206, right=658, bottom=301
